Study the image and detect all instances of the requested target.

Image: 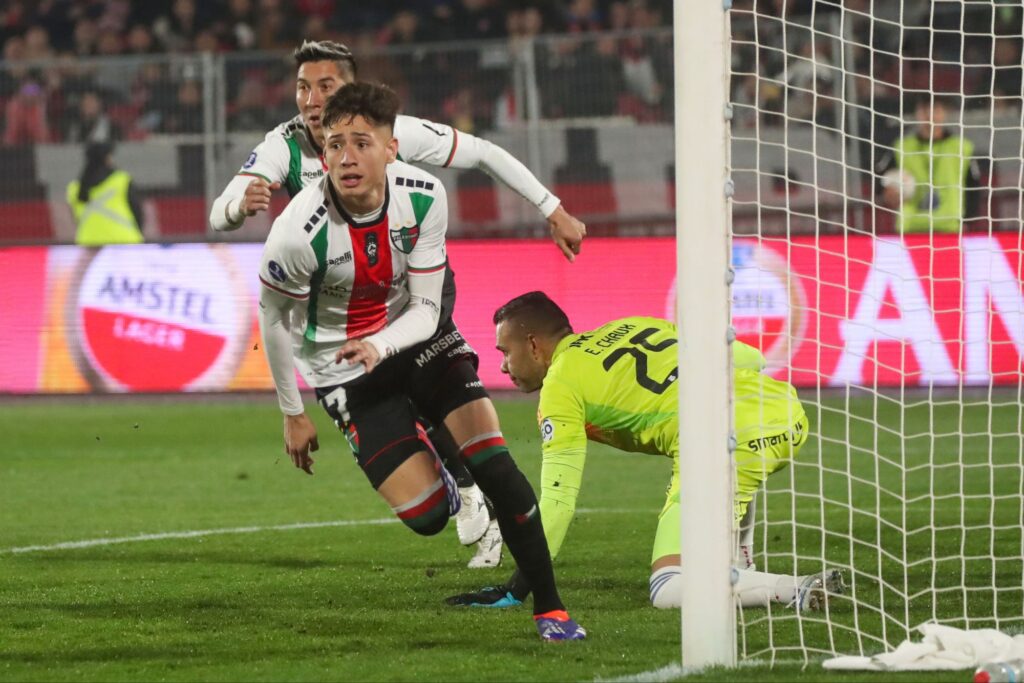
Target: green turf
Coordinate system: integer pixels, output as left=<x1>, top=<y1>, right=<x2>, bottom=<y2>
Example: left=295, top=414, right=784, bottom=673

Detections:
left=0, top=395, right=1019, bottom=682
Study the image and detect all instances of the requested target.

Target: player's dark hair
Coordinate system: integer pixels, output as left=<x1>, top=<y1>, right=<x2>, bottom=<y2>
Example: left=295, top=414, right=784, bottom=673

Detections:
left=493, top=291, right=573, bottom=338
left=293, top=40, right=358, bottom=81
left=321, top=82, right=400, bottom=132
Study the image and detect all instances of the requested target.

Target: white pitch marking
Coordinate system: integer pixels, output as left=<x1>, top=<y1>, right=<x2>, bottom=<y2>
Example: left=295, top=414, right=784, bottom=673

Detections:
left=1, top=507, right=648, bottom=555
left=598, top=658, right=824, bottom=681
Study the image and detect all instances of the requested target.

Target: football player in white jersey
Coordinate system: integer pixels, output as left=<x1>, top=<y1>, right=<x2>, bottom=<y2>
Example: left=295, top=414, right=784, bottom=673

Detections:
left=257, top=82, right=586, bottom=641
left=212, top=40, right=585, bottom=567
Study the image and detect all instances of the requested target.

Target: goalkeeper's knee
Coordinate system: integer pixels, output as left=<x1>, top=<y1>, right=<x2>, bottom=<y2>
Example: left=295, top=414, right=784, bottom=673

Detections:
left=649, top=566, right=683, bottom=609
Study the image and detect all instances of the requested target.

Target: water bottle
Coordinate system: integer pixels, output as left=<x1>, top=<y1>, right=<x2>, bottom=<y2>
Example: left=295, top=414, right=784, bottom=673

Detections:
left=974, top=660, right=1024, bottom=683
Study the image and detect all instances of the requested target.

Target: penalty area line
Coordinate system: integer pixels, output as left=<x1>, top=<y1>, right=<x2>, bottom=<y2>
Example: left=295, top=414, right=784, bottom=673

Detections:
left=2, top=507, right=646, bottom=556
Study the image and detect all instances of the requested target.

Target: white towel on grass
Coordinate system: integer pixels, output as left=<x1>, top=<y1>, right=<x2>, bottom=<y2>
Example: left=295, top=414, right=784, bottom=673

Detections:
left=823, top=624, right=1024, bottom=671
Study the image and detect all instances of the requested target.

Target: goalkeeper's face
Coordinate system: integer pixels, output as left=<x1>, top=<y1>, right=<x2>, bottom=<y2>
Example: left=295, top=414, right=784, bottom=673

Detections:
left=495, top=321, right=547, bottom=393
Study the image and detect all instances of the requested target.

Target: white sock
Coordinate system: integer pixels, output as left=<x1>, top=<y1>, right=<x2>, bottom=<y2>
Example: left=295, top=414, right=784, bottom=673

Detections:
left=733, top=568, right=800, bottom=608
left=649, top=566, right=683, bottom=609
left=734, top=499, right=757, bottom=570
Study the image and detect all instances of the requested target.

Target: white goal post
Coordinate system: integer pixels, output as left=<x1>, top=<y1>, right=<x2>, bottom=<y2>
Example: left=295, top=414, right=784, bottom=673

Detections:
left=676, top=0, right=736, bottom=669
left=679, top=0, right=1024, bottom=668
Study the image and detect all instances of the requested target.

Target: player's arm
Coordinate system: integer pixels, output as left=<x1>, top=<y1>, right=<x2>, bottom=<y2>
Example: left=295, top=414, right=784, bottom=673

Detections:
left=396, top=114, right=586, bottom=261
left=209, top=136, right=288, bottom=232
left=733, top=340, right=767, bottom=372
left=337, top=184, right=448, bottom=372
left=258, top=218, right=319, bottom=473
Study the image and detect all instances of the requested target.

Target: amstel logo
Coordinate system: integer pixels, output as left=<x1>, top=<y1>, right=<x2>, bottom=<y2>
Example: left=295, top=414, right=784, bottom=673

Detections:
left=68, top=244, right=250, bottom=392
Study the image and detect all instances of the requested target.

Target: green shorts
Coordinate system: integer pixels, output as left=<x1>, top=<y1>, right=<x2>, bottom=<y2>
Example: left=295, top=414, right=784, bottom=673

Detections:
left=650, top=414, right=809, bottom=564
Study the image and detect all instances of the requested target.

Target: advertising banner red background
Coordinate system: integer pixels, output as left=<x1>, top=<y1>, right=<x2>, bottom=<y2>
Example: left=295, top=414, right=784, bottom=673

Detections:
left=0, top=235, right=1021, bottom=393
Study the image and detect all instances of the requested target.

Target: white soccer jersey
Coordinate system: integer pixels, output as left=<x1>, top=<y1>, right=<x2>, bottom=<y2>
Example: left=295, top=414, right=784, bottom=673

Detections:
left=241, top=114, right=466, bottom=197
left=235, top=113, right=557, bottom=214
left=258, top=160, right=448, bottom=388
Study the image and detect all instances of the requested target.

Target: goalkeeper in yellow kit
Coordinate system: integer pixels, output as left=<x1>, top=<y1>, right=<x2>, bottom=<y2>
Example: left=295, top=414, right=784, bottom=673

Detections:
left=446, top=291, right=844, bottom=611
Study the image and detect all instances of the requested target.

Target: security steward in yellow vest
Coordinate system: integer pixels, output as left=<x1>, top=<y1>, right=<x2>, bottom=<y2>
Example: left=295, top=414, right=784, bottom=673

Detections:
left=67, top=142, right=144, bottom=245
left=878, top=97, right=983, bottom=233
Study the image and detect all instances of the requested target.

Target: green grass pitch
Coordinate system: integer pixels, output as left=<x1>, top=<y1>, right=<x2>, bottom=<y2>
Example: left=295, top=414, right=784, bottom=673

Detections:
left=1, top=394, right=1019, bottom=682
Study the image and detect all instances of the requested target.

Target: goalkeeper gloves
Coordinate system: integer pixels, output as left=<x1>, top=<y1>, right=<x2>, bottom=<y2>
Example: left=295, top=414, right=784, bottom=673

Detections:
left=444, top=585, right=523, bottom=608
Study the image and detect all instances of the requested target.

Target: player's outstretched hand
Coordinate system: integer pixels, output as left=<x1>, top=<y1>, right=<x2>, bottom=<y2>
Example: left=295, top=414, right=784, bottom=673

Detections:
left=335, top=339, right=381, bottom=373
left=283, top=413, right=318, bottom=475
left=547, top=204, right=586, bottom=262
left=240, top=178, right=282, bottom=216
left=444, top=585, right=522, bottom=608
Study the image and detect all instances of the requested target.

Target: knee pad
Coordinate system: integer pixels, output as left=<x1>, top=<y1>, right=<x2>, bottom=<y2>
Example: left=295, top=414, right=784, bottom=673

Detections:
left=649, top=566, right=683, bottom=609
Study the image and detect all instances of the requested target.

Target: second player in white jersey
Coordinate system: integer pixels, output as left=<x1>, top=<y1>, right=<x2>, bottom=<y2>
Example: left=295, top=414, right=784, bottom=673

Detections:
left=225, top=112, right=559, bottom=213
left=259, top=160, right=447, bottom=389
left=209, top=40, right=583, bottom=264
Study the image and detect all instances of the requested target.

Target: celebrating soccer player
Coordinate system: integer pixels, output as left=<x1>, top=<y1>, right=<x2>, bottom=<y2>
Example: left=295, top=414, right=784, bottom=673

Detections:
left=257, top=84, right=585, bottom=641
left=446, top=292, right=845, bottom=611
left=212, top=40, right=587, bottom=568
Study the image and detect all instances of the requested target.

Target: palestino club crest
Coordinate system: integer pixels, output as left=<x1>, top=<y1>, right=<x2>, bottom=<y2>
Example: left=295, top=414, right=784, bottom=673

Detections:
left=390, top=224, right=420, bottom=254
left=68, top=244, right=250, bottom=392
left=663, top=241, right=807, bottom=368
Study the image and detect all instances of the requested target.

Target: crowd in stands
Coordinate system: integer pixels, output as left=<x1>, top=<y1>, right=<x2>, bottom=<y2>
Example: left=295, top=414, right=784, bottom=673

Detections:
left=0, top=0, right=673, bottom=144
left=0, top=1, right=1019, bottom=150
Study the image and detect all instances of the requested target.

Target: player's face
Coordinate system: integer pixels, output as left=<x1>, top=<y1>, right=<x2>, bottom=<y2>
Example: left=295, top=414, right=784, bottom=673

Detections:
left=296, top=61, right=350, bottom=139
left=495, top=321, right=546, bottom=393
left=323, top=115, right=398, bottom=213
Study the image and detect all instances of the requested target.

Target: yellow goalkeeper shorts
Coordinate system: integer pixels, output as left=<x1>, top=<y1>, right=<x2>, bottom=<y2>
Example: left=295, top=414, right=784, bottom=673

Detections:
left=650, top=414, right=809, bottom=564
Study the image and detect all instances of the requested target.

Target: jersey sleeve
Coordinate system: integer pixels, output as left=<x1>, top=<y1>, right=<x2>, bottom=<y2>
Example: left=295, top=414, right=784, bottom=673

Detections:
left=238, top=132, right=291, bottom=184
left=259, top=212, right=317, bottom=300
left=536, top=376, right=589, bottom=560
left=394, top=114, right=459, bottom=167
left=406, top=182, right=448, bottom=275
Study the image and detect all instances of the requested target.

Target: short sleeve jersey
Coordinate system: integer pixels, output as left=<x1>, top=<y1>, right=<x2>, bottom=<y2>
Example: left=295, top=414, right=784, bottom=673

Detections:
left=239, top=114, right=462, bottom=198
left=535, top=317, right=805, bottom=556
left=258, top=160, right=447, bottom=388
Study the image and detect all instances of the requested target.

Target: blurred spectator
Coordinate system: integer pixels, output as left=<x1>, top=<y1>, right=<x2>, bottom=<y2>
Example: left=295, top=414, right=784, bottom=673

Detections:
left=125, top=24, right=157, bottom=55
left=97, top=0, right=134, bottom=35
left=133, top=62, right=175, bottom=133
left=990, top=37, right=1023, bottom=114
left=73, top=17, right=99, bottom=56
left=614, top=1, right=671, bottom=121
left=63, top=90, right=120, bottom=143
left=161, top=79, right=204, bottom=133
left=195, top=28, right=222, bottom=53
left=67, top=142, right=144, bottom=246
left=228, top=74, right=271, bottom=131
left=3, top=80, right=51, bottom=145
left=255, top=0, right=298, bottom=50
left=0, top=35, right=28, bottom=98
left=23, top=26, right=54, bottom=60
left=447, top=0, right=504, bottom=40
left=220, top=0, right=258, bottom=50
left=153, top=0, right=205, bottom=52
left=877, top=97, right=983, bottom=233
left=563, top=0, right=602, bottom=33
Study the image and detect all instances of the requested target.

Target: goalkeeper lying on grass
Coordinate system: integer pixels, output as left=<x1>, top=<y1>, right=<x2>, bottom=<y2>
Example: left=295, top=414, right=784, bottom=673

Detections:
left=447, top=291, right=845, bottom=611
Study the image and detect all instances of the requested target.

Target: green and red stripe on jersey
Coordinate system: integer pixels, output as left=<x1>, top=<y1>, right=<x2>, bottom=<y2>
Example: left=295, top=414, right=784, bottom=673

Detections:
left=259, top=276, right=310, bottom=300
left=408, top=262, right=446, bottom=275
left=459, top=431, right=507, bottom=468
left=391, top=478, right=449, bottom=531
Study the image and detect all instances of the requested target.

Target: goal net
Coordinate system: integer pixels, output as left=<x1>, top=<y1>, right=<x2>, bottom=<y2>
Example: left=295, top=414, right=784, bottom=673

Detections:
left=727, top=0, right=1024, bottom=662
